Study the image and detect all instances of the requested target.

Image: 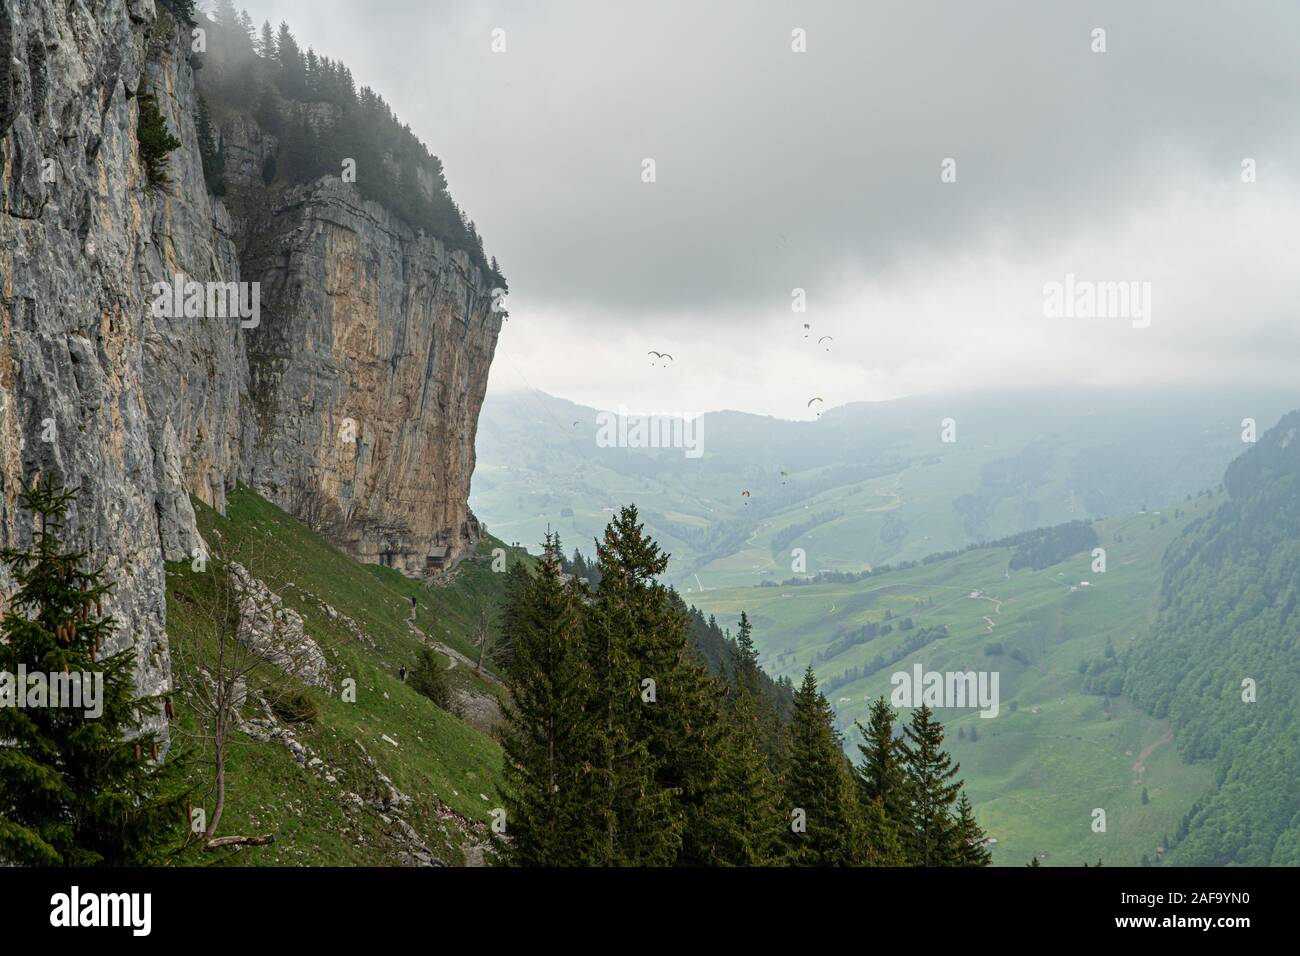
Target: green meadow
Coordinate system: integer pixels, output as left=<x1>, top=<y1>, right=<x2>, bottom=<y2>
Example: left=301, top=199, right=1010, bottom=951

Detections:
left=689, top=498, right=1220, bottom=866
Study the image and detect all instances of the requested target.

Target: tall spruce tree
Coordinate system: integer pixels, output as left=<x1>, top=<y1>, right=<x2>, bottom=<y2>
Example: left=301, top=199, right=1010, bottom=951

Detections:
left=586, top=506, right=682, bottom=864
left=860, top=794, right=907, bottom=865
left=704, top=688, right=787, bottom=865
left=492, top=558, right=530, bottom=672
left=732, top=611, right=759, bottom=692
left=954, top=792, right=992, bottom=866
left=659, top=641, right=730, bottom=866
left=497, top=509, right=805, bottom=867
left=195, top=95, right=224, bottom=195
left=212, top=0, right=239, bottom=26
left=898, top=705, right=963, bottom=865
left=257, top=21, right=275, bottom=59
left=784, top=667, right=862, bottom=865
left=728, top=611, right=783, bottom=765
left=0, top=481, right=187, bottom=865
left=854, top=695, right=911, bottom=842
left=497, top=534, right=601, bottom=865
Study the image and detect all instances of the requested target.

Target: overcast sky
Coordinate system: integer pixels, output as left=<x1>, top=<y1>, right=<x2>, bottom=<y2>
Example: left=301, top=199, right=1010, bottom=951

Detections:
left=231, top=0, right=1300, bottom=419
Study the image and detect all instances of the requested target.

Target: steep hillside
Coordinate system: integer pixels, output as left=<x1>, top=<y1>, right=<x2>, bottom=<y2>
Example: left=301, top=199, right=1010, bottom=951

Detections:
left=167, top=484, right=514, bottom=866
left=1125, top=410, right=1300, bottom=865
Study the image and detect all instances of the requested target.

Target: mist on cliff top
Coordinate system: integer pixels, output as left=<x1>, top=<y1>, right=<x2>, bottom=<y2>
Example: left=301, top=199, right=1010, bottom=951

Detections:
left=235, top=0, right=1300, bottom=419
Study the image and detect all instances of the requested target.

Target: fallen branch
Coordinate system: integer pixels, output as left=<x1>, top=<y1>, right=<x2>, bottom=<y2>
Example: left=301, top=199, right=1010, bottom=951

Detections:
left=202, top=834, right=276, bottom=851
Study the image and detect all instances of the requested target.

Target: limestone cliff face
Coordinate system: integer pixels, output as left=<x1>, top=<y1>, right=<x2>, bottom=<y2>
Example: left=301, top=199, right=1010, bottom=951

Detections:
left=0, top=0, right=499, bottom=715
left=240, top=179, right=499, bottom=574
left=1, top=0, right=195, bottom=724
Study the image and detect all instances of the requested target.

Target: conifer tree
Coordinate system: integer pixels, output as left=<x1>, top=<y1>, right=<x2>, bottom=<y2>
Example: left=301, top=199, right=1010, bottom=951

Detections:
left=784, top=667, right=862, bottom=865
left=898, top=705, right=963, bottom=865
left=195, top=95, right=225, bottom=195
left=492, top=559, right=529, bottom=671
left=854, top=695, right=911, bottom=834
left=732, top=611, right=759, bottom=689
left=728, top=611, right=782, bottom=763
left=408, top=645, right=451, bottom=711
left=0, top=481, right=187, bottom=865
left=586, top=507, right=681, bottom=864
left=137, top=93, right=181, bottom=186
left=703, top=689, right=787, bottom=865
left=497, top=534, right=601, bottom=865
left=496, top=509, right=806, bottom=868
left=158, top=0, right=196, bottom=24
left=954, top=792, right=992, bottom=866
left=212, top=0, right=239, bottom=26
left=859, top=794, right=907, bottom=865
left=257, top=21, right=275, bottom=59
left=659, top=639, right=729, bottom=866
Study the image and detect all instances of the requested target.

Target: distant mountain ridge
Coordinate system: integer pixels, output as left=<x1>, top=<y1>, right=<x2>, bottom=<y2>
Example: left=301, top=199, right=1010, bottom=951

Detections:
left=472, top=386, right=1295, bottom=589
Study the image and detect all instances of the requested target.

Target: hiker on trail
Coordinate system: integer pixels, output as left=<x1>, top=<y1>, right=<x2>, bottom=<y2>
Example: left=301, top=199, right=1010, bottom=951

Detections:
left=408, top=594, right=417, bottom=622
left=399, top=666, right=407, bottom=683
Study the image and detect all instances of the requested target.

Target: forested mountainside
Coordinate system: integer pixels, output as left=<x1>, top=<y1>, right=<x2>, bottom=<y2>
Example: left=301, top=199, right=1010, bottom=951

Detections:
left=679, top=600, right=796, bottom=722
left=1126, top=410, right=1300, bottom=865
left=190, top=0, right=505, bottom=288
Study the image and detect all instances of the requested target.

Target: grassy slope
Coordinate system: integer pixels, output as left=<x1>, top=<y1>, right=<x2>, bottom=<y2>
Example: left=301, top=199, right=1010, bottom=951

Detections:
left=689, top=496, right=1222, bottom=866
left=165, top=485, right=519, bottom=866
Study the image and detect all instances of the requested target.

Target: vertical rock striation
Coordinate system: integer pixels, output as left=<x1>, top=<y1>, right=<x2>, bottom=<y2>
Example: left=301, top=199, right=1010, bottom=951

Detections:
left=240, top=179, right=499, bottom=574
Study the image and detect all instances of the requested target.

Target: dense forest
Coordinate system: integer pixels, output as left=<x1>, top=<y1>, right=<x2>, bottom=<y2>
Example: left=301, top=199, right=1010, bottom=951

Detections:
left=172, top=0, right=504, bottom=287
left=767, top=518, right=1099, bottom=588
left=1125, top=411, right=1300, bottom=865
left=1005, top=520, right=1099, bottom=571
left=496, top=508, right=989, bottom=865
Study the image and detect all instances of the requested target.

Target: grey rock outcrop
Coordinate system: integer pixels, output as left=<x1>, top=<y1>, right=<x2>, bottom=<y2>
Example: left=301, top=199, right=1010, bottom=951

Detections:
left=0, top=1, right=499, bottom=729
left=226, top=561, right=327, bottom=688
